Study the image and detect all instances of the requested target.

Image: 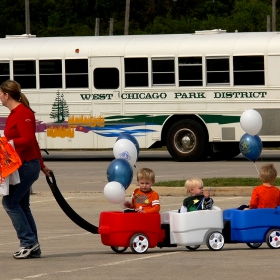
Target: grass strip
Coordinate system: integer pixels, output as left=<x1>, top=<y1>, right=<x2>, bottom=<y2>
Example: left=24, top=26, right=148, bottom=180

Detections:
left=154, top=177, right=280, bottom=187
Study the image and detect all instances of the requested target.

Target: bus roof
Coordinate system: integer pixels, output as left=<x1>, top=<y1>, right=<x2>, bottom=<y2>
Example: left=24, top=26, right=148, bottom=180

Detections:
left=1, top=32, right=280, bottom=60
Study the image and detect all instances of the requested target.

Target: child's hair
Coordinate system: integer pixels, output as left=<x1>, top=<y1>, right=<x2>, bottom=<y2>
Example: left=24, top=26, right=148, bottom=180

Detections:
left=137, top=168, right=155, bottom=184
left=185, top=178, right=203, bottom=194
left=259, top=164, right=277, bottom=184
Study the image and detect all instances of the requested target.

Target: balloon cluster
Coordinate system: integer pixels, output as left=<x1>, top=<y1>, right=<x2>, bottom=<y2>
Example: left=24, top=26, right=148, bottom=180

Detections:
left=239, top=109, right=263, bottom=162
left=103, top=133, right=139, bottom=204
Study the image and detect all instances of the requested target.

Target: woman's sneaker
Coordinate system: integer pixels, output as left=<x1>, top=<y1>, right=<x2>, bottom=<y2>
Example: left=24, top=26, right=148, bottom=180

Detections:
left=30, top=246, right=41, bottom=258
left=13, top=242, right=40, bottom=259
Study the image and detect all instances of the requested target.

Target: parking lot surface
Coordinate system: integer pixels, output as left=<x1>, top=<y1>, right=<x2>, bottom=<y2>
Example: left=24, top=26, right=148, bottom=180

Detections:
left=1, top=151, right=279, bottom=280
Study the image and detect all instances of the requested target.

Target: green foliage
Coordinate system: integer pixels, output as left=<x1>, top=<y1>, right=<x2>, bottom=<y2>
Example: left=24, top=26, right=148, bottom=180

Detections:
left=50, top=92, right=69, bottom=123
left=229, top=0, right=271, bottom=32
left=0, top=0, right=279, bottom=37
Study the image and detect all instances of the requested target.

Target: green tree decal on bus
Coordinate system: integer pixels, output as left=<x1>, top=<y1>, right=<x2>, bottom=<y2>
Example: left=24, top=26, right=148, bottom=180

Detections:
left=50, top=91, right=69, bottom=123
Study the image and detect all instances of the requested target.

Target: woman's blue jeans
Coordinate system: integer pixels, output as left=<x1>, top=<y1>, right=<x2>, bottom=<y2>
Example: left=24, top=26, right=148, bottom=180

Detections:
left=2, top=159, right=40, bottom=247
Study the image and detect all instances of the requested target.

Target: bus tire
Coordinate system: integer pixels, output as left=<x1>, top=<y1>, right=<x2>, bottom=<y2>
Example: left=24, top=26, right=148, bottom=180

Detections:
left=166, top=119, right=208, bottom=162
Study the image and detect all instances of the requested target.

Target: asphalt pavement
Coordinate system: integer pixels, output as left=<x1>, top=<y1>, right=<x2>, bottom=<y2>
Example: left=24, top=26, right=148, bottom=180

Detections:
left=0, top=150, right=279, bottom=280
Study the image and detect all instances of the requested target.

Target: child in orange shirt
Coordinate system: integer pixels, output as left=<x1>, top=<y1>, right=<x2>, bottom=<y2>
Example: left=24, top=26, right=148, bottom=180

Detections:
left=249, top=164, right=280, bottom=209
left=239, top=164, right=280, bottom=210
left=123, top=168, right=160, bottom=213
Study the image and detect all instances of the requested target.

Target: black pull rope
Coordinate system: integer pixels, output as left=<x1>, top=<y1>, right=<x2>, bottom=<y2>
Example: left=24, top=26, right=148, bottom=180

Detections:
left=46, top=172, right=99, bottom=234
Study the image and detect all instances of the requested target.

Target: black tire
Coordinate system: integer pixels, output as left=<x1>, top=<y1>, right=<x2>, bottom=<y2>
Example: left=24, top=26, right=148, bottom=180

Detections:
left=130, top=233, right=149, bottom=254
left=186, top=245, right=200, bottom=251
left=110, top=246, right=128, bottom=253
left=166, top=119, right=208, bottom=161
left=266, top=229, right=280, bottom=249
left=246, top=242, right=262, bottom=249
left=206, top=231, right=224, bottom=251
left=208, top=142, right=240, bottom=160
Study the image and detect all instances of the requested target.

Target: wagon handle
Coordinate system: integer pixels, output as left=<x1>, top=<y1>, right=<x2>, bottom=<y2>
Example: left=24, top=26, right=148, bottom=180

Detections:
left=46, top=172, right=99, bottom=234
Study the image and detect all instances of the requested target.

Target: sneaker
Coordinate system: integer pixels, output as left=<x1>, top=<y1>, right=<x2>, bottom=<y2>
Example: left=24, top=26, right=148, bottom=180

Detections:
left=13, top=242, right=40, bottom=259
left=30, top=246, right=41, bottom=258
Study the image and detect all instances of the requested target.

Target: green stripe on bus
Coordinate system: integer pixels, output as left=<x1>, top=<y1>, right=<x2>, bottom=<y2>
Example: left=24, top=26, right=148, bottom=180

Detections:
left=199, top=115, right=240, bottom=124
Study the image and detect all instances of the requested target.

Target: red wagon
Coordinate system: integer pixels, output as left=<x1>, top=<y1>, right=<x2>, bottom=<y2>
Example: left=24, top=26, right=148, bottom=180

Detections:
left=98, top=211, right=165, bottom=253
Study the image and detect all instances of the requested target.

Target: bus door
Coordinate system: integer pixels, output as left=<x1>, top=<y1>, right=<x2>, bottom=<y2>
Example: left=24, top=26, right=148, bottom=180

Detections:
left=89, top=56, right=123, bottom=148
left=89, top=57, right=122, bottom=116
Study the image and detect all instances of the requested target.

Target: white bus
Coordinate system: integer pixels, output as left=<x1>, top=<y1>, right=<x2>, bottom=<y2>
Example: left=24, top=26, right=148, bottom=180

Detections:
left=0, top=30, right=279, bottom=161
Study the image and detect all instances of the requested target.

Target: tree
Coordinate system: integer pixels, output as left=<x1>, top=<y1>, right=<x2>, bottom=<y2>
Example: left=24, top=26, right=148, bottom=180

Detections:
left=50, top=91, right=69, bottom=123
left=229, top=0, right=271, bottom=32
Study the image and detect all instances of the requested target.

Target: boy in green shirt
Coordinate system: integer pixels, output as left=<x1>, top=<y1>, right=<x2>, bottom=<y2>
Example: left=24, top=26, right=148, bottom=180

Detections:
left=179, top=178, right=213, bottom=213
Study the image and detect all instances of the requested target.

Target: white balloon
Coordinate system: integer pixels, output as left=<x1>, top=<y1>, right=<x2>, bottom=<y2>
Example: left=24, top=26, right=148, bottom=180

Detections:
left=240, top=109, right=263, bottom=136
left=103, top=181, right=126, bottom=204
left=113, top=139, right=138, bottom=166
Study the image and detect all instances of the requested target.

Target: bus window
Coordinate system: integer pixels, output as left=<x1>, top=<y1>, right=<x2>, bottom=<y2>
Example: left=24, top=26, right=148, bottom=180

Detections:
left=94, top=68, right=119, bottom=89
left=206, top=57, right=229, bottom=85
left=39, top=60, right=62, bottom=89
left=65, top=59, right=88, bottom=88
left=13, top=60, right=36, bottom=89
left=125, top=58, right=148, bottom=87
left=152, top=58, right=175, bottom=85
left=233, top=56, right=264, bottom=86
left=0, top=62, right=10, bottom=84
left=179, top=57, right=202, bottom=86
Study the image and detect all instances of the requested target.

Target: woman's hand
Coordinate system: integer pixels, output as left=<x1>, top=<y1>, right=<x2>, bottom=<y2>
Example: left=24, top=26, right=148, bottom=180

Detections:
left=42, top=166, right=53, bottom=177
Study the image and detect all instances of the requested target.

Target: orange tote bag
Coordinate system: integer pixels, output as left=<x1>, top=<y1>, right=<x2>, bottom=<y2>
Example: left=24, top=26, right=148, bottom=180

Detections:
left=0, top=136, right=22, bottom=179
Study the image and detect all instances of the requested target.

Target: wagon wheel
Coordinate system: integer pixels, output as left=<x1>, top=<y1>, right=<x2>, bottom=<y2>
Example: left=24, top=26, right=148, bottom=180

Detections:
left=186, top=245, right=200, bottom=251
left=266, top=229, right=280, bottom=249
left=206, top=231, right=224, bottom=251
left=110, top=246, right=128, bottom=253
left=130, top=234, right=149, bottom=254
left=246, top=243, right=262, bottom=249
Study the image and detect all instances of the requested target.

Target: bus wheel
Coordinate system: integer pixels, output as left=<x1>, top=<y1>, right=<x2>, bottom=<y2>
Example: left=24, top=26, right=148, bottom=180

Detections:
left=130, top=233, right=149, bottom=253
left=208, top=142, right=240, bottom=160
left=110, top=246, right=128, bottom=253
left=166, top=119, right=208, bottom=161
left=266, top=229, right=280, bottom=249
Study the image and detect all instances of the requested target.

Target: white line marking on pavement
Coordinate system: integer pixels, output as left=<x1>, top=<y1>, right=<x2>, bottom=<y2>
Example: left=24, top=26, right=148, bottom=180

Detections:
left=30, top=197, right=74, bottom=203
left=79, top=181, right=106, bottom=185
left=11, top=251, right=181, bottom=280
left=0, top=233, right=90, bottom=247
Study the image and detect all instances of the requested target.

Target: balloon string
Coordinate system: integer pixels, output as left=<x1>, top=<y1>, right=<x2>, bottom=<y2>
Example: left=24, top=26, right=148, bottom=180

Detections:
left=160, top=198, right=171, bottom=211
left=253, top=162, right=259, bottom=175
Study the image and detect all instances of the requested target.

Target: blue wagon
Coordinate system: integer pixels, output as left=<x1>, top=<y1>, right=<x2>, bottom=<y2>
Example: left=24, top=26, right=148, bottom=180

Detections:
left=223, top=207, right=280, bottom=249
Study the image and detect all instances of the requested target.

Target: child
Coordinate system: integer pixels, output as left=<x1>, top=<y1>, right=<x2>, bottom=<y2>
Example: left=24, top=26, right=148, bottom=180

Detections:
left=123, top=168, right=160, bottom=213
left=249, top=163, right=280, bottom=209
left=179, top=178, right=213, bottom=213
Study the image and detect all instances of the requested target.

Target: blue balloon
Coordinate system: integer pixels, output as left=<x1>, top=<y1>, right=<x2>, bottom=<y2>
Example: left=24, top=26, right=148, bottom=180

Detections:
left=107, top=158, right=133, bottom=189
left=116, top=133, right=140, bottom=157
left=239, top=133, right=263, bottom=162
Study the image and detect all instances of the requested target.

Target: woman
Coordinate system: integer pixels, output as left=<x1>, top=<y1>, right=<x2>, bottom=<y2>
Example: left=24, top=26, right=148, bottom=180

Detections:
left=0, top=80, right=52, bottom=259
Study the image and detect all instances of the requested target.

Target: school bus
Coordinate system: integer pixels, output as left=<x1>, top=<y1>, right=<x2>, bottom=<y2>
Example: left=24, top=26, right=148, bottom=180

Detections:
left=0, top=30, right=279, bottom=161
